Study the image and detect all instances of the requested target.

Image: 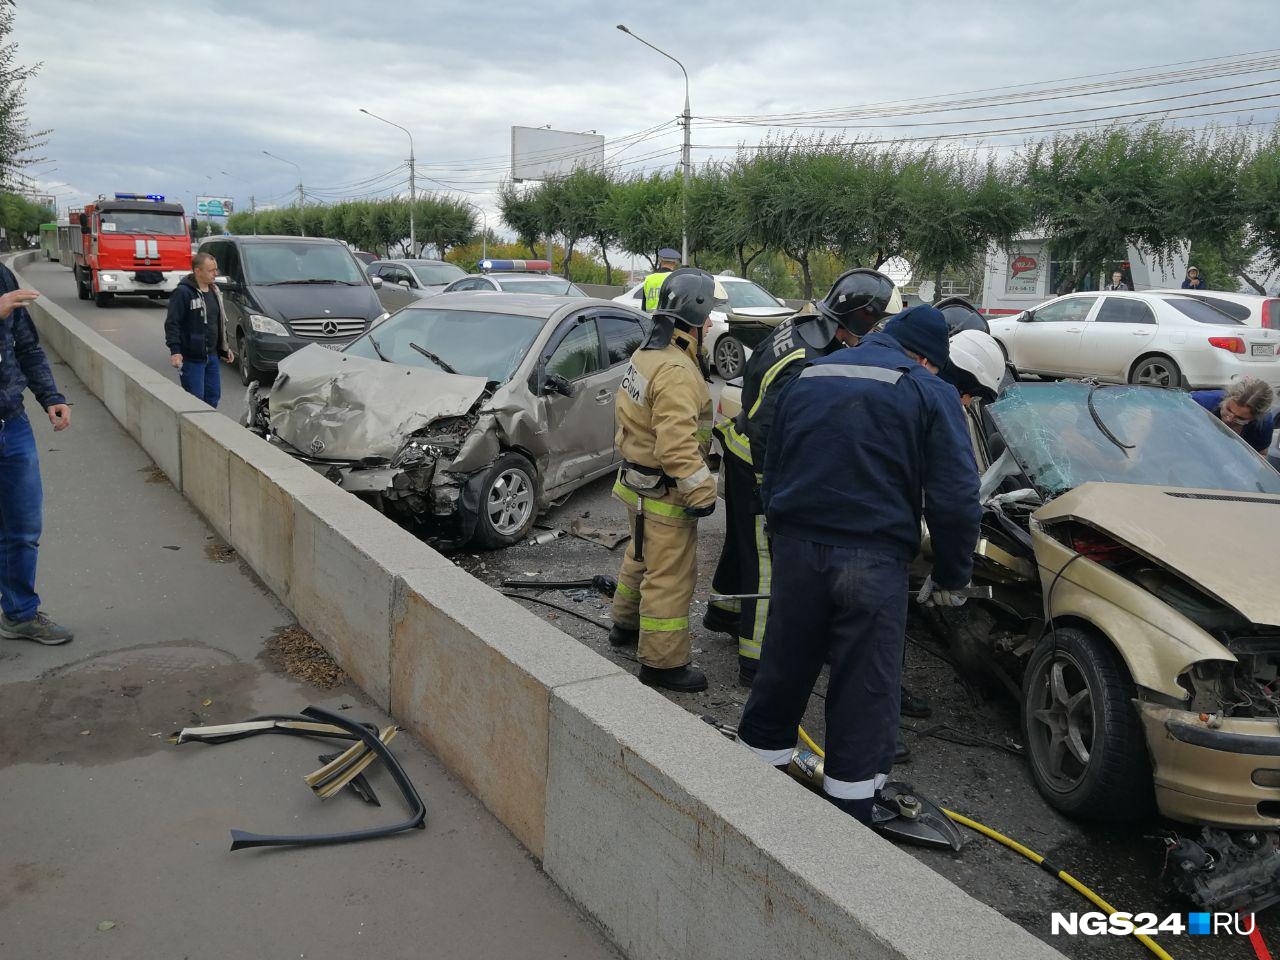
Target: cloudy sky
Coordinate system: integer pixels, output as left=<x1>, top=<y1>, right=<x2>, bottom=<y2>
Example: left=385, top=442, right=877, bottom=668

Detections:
left=15, top=0, right=1280, bottom=232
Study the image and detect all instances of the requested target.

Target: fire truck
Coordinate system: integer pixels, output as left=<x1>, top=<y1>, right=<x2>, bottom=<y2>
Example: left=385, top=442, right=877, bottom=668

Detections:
left=69, top=193, right=193, bottom=307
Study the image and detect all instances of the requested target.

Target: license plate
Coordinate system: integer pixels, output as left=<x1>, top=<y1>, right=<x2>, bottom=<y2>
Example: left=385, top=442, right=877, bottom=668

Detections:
left=1252, top=343, right=1275, bottom=357
left=320, top=342, right=346, bottom=352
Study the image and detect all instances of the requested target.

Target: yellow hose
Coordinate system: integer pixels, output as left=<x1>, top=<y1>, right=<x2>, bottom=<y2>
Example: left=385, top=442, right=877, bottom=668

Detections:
left=796, top=726, right=1175, bottom=960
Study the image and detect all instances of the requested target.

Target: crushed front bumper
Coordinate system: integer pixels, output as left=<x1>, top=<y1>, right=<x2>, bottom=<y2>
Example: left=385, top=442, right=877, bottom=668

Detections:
left=1138, top=702, right=1280, bottom=828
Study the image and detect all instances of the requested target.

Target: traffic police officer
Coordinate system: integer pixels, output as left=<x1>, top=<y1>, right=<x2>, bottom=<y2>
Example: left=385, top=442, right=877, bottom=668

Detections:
left=610, top=268, right=719, bottom=692
left=640, top=247, right=682, bottom=311
left=707, top=269, right=900, bottom=686
left=736, top=304, right=981, bottom=828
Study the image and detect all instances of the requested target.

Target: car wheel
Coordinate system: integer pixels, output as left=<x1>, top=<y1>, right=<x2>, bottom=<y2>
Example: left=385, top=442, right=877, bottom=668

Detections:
left=94, top=291, right=113, bottom=308
left=713, top=335, right=746, bottom=380
left=236, top=331, right=273, bottom=386
left=1128, top=354, right=1181, bottom=389
left=1022, top=626, right=1153, bottom=820
left=74, top=267, right=90, bottom=301
left=471, top=452, right=537, bottom=549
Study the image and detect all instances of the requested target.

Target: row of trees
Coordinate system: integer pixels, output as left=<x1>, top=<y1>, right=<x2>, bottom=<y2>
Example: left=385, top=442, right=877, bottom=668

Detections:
left=0, top=191, right=52, bottom=244
left=500, top=124, right=1280, bottom=297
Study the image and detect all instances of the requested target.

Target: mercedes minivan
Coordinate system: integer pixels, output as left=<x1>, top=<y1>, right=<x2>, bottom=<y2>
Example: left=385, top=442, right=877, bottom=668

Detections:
left=199, top=235, right=389, bottom=384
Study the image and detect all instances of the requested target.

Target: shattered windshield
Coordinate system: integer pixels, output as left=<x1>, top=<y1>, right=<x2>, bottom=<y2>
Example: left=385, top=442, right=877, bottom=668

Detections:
left=987, top=382, right=1280, bottom=497
left=344, top=306, right=544, bottom=382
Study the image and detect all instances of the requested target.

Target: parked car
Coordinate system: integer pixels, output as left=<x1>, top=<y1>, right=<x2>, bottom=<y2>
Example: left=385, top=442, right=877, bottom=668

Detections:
left=201, top=235, right=389, bottom=385
left=988, top=291, right=1280, bottom=389
left=614, top=274, right=791, bottom=379
left=441, top=270, right=588, bottom=298
left=351, top=250, right=378, bottom=266
left=246, top=292, right=652, bottom=548
left=1148, top=288, right=1280, bottom=330
left=369, top=258, right=468, bottom=312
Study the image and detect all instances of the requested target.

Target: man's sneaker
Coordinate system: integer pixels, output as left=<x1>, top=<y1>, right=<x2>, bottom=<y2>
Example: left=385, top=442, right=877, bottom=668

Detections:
left=0, top=612, right=74, bottom=645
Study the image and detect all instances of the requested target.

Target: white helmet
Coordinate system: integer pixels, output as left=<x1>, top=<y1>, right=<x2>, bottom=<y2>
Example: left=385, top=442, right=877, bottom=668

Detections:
left=945, top=330, right=1005, bottom=401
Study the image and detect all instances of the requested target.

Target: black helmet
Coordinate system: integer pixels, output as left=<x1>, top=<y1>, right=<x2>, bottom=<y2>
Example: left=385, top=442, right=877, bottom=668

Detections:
left=643, top=268, right=717, bottom=350
left=800, top=268, right=897, bottom=349
left=935, top=296, right=990, bottom=336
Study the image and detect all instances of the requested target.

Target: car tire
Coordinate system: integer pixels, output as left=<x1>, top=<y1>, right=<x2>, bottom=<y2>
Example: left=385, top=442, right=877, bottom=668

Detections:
left=1128, top=354, right=1182, bottom=389
left=74, top=267, right=90, bottom=301
left=471, top=452, right=538, bottom=549
left=713, top=335, right=746, bottom=380
left=1022, top=626, right=1153, bottom=821
left=94, top=291, right=113, bottom=308
left=236, top=331, right=273, bottom=386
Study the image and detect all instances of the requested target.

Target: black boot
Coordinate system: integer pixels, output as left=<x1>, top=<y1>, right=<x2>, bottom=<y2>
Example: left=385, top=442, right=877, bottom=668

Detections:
left=737, top=656, right=758, bottom=688
left=895, top=732, right=911, bottom=764
left=639, top=664, right=708, bottom=693
left=608, top=624, right=638, bottom=647
left=701, top=605, right=740, bottom=636
left=900, top=686, right=932, bottom=718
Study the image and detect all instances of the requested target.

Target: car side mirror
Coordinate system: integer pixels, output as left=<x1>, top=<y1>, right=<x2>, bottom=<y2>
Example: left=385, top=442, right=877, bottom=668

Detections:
left=214, top=275, right=231, bottom=287
left=190, top=217, right=199, bottom=238
left=397, top=279, right=411, bottom=289
left=1017, top=311, right=1033, bottom=323
left=370, top=275, right=383, bottom=289
left=78, top=212, right=89, bottom=234
left=543, top=373, right=575, bottom=398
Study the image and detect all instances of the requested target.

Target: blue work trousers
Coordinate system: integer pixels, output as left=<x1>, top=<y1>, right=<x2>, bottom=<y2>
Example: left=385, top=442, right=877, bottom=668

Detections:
left=180, top=354, right=222, bottom=408
left=0, top=411, right=43, bottom=622
left=737, top=533, right=908, bottom=821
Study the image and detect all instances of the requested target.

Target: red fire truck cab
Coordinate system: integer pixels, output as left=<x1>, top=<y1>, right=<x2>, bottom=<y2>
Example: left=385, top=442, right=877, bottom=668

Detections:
left=70, top=194, right=193, bottom=307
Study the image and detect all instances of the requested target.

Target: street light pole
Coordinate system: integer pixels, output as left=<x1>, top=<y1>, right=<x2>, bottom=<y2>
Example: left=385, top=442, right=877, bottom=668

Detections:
left=617, top=24, right=691, bottom=267
left=463, top=201, right=488, bottom=260
left=221, top=170, right=257, bottom=235
left=360, top=108, right=416, bottom=257
left=262, top=150, right=305, bottom=236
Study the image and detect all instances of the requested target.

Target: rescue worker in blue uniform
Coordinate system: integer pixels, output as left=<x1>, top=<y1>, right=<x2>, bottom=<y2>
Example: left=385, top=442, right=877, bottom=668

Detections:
left=736, top=304, right=981, bottom=830
left=706, top=269, right=900, bottom=687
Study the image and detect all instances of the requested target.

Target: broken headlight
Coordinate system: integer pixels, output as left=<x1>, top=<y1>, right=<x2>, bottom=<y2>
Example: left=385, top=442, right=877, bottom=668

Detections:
left=392, top=421, right=470, bottom=468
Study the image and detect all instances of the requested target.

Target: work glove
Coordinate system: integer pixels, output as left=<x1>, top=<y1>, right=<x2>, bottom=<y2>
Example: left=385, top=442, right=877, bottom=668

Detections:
left=685, top=502, right=716, bottom=519
left=916, top=576, right=968, bottom=608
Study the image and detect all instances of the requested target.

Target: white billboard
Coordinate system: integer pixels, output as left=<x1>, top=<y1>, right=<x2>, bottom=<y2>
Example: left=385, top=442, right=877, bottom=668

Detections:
left=196, top=196, right=234, bottom=217
left=511, top=126, right=606, bottom=181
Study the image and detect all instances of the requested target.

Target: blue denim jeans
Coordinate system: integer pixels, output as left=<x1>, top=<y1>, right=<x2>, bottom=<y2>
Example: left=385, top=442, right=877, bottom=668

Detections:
left=0, top=411, right=43, bottom=622
left=180, top=354, right=222, bottom=408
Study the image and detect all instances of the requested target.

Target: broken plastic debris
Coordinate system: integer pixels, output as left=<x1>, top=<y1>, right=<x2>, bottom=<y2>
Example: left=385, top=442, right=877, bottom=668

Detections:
left=202, top=698, right=213, bottom=707
left=97, top=921, right=115, bottom=932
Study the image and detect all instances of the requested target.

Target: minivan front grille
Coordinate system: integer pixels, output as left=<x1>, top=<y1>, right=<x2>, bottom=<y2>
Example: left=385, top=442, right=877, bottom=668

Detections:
left=289, top=318, right=367, bottom=339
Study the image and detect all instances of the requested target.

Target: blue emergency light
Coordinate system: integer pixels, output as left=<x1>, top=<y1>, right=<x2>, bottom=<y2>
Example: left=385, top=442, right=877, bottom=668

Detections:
left=113, top=192, right=165, bottom=201
left=479, top=258, right=551, bottom=274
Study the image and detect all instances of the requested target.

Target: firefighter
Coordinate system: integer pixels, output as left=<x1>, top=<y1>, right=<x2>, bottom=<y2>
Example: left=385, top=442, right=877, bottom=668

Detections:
left=609, top=268, right=719, bottom=692
left=640, top=247, right=682, bottom=311
left=736, top=304, right=981, bottom=834
left=708, top=269, right=900, bottom=687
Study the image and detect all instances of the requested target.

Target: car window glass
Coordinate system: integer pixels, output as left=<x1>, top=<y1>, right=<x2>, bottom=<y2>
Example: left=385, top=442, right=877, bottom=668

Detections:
left=223, top=243, right=242, bottom=282
left=546, top=320, right=602, bottom=381
left=1030, top=297, right=1095, bottom=323
left=344, top=307, right=544, bottom=382
left=599, top=314, right=649, bottom=366
left=723, top=280, right=783, bottom=308
left=1192, top=295, right=1251, bottom=322
left=242, top=241, right=364, bottom=285
left=203, top=241, right=225, bottom=273
left=410, top=262, right=467, bottom=286
left=1095, top=297, right=1155, bottom=324
left=1159, top=297, right=1244, bottom=325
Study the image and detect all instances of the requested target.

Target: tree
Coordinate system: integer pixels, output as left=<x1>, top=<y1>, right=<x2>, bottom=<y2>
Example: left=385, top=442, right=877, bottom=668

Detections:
left=415, top=195, right=474, bottom=259
left=604, top=171, right=681, bottom=270
left=0, top=3, right=46, bottom=190
left=498, top=182, right=544, bottom=257
left=1244, top=128, right=1280, bottom=280
left=1022, top=124, right=1185, bottom=294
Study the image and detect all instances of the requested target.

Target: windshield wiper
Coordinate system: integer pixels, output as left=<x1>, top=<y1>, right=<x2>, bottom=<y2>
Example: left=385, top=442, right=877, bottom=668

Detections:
left=1086, top=383, right=1134, bottom=455
left=368, top=335, right=391, bottom=363
left=267, top=279, right=358, bottom=285
left=408, top=342, right=458, bottom=375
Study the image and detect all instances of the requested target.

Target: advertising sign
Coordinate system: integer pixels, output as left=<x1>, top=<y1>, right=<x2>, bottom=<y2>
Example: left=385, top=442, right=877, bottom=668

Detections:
left=1005, top=245, right=1041, bottom=295
left=196, top=196, right=234, bottom=217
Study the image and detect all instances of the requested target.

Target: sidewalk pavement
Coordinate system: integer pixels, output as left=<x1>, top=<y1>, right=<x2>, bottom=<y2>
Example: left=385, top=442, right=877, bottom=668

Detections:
left=0, top=348, right=617, bottom=960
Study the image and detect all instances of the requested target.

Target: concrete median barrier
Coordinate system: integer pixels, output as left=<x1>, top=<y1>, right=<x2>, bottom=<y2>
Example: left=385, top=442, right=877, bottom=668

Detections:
left=9, top=251, right=1066, bottom=960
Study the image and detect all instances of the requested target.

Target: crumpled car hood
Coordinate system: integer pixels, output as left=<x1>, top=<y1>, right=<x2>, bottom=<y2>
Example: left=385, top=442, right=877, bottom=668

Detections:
left=1034, top=481, right=1280, bottom=626
left=267, top=345, right=490, bottom=461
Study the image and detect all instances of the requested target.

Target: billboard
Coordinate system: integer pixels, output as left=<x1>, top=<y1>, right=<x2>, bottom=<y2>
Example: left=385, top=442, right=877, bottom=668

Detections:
left=1004, top=243, right=1042, bottom=296
left=196, top=196, right=234, bottom=217
left=511, top=126, right=606, bottom=181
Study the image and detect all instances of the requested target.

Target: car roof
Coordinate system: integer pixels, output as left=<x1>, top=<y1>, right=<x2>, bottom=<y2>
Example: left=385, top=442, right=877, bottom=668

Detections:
left=215, top=235, right=345, bottom=245
left=408, top=290, right=633, bottom=319
left=483, top=272, right=566, bottom=280
left=381, top=258, right=454, bottom=266
left=1148, top=288, right=1273, bottom=303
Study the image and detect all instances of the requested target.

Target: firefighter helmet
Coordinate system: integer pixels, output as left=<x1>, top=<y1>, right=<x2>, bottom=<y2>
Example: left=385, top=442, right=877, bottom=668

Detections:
left=799, top=268, right=898, bottom=349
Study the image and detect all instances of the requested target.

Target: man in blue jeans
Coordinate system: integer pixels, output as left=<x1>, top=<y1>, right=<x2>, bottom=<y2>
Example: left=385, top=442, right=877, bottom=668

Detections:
left=164, top=252, right=234, bottom=406
left=0, top=264, right=74, bottom=645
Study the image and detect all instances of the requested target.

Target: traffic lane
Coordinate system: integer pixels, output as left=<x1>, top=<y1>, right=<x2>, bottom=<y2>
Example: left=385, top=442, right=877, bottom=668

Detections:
left=461, top=484, right=1269, bottom=959
left=24, top=258, right=246, bottom=423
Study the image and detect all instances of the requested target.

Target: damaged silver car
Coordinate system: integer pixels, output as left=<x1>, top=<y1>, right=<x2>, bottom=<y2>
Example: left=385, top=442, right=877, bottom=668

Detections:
left=246, top=292, right=651, bottom=547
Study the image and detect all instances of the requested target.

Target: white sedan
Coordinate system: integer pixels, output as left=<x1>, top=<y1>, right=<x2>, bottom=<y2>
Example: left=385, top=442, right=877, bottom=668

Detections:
left=613, top=274, right=791, bottom=379
left=988, top=291, right=1280, bottom=390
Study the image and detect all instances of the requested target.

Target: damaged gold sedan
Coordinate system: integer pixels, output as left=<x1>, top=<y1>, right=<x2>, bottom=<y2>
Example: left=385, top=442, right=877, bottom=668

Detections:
left=927, top=380, right=1280, bottom=911
left=246, top=292, right=651, bottom=548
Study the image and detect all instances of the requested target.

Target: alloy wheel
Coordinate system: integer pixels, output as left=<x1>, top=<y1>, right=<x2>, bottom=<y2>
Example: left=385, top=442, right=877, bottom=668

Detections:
left=1131, top=358, right=1176, bottom=387
left=1026, top=651, right=1095, bottom=793
left=486, top=468, right=533, bottom=536
left=714, top=336, right=745, bottom=379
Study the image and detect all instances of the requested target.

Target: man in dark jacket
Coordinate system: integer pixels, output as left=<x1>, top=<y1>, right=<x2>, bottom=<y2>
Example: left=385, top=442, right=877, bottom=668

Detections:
left=0, top=264, right=74, bottom=645
left=1181, top=265, right=1207, bottom=290
left=165, top=253, right=233, bottom=407
left=736, top=304, right=980, bottom=829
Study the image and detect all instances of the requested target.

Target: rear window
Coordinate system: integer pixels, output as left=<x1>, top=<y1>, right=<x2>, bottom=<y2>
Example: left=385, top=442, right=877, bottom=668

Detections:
left=1185, top=295, right=1252, bottom=322
left=1159, top=297, right=1243, bottom=325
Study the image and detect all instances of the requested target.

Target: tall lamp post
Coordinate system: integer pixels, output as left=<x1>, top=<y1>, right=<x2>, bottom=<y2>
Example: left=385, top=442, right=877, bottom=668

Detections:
left=220, top=170, right=257, bottom=235
left=262, top=150, right=305, bottom=237
left=360, top=108, right=416, bottom=257
left=617, top=24, right=691, bottom=267
left=463, top=200, right=489, bottom=261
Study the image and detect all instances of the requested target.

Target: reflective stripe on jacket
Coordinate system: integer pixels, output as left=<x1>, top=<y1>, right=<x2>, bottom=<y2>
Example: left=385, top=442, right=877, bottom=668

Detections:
left=642, top=270, right=671, bottom=311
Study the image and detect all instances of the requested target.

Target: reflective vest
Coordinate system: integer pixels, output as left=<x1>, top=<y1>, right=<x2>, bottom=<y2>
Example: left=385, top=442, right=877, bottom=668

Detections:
left=642, top=270, right=671, bottom=311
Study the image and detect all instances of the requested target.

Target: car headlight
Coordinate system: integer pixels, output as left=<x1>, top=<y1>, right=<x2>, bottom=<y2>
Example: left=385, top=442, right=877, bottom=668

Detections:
left=373, top=312, right=389, bottom=326
left=99, top=272, right=117, bottom=283
left=249, top=313, right=289, bottom=336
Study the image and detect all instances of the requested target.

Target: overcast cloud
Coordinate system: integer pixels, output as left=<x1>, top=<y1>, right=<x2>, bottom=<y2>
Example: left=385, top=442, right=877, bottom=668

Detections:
left=16, top=0, right=1280, bottom=230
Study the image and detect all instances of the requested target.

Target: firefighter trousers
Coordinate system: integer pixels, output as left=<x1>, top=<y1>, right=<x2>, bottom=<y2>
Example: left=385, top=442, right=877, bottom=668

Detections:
left=708, top=449, right=770, bottom=662
left=736, top=533, right=907, bottom=822
left=611, top=492, right=699, bottom=670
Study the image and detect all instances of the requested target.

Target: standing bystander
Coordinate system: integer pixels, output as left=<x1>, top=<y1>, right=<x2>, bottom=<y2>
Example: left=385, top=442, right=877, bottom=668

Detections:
left=0, top=263, right=74, bottom=644
left=165, top=253, right=234, bottom=407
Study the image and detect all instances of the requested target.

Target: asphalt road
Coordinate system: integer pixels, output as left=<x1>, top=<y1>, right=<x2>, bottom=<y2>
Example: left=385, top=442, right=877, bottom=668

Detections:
left=31, top=255, right=1273, bottom=959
